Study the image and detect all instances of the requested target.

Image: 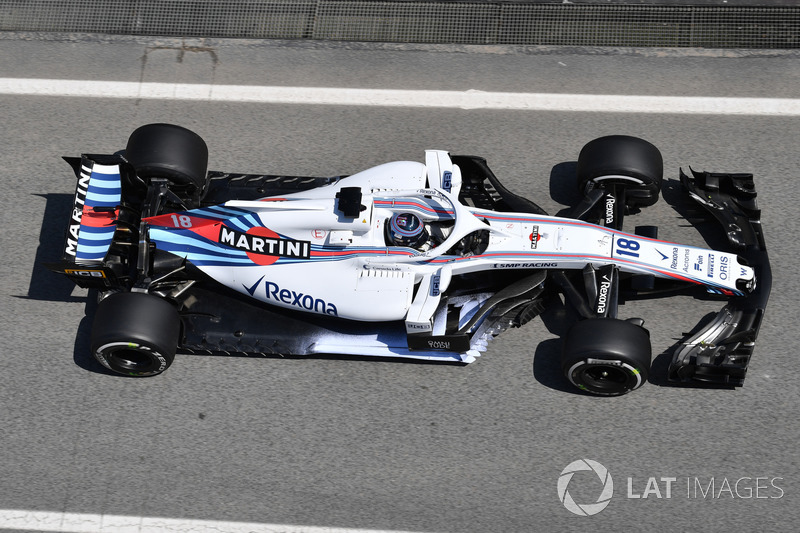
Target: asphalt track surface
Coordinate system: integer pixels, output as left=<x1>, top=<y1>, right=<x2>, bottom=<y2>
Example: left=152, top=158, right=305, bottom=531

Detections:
left=1, top=33, right=800, bottom=532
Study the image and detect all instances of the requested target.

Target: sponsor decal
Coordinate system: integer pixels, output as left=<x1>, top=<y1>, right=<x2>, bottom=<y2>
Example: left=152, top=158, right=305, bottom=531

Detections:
left=311, top=229, right=327, bottom=240
left=431, top=273, right=441, bottom=296
left=243, top=276, right=263, bottom=297
left=596, top=275, right=612, bottom=315
left=64, top=269, right=106, bottom=279
left=604, top=195, right=616, bottom=226
left=719, top=256, right=729, bottom=280
left=363, top=264, right=403, bottom=271
left=682, top=249, right=691, bottom=272
left=493, top=262, right=558, bottom=269
left=416, top=188, right=446, bottom=199
left=530, top=225, right=540, bottom=250
left=64, top=169, right=92, bottom=257
left=252, top=279, right=338, bottom=316
left=219, top=226, right=310, bottom=266
left=442, top=170, right=452, bottom=192
left=428, top=339, right=451, bottom=349
left=656, top=249, right=669, bottom=261
left=407, top=334, right=470, bottom=352
left=406, top=321, right=433, bottom=334
left=693, top=255, right=704, bottom=272
left=670, top=247, right=679, bottom=269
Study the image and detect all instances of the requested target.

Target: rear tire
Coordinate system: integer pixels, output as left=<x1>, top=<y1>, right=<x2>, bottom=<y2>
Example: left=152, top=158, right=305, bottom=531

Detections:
left=125, top=123, right=209, bottom=197
left=90, top=292, right=181, bottom=377
left=577, top=135, right=663, bottom=208
left=561, top=318, right=651, bottom=396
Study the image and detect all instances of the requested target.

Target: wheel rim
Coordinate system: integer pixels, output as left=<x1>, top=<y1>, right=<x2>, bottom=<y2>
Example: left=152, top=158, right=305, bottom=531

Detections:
left=109, top=348, right=158, bottom=373
left=582, top=365, right=631, bottom=392
left=568, top=360, right=643, bottom=395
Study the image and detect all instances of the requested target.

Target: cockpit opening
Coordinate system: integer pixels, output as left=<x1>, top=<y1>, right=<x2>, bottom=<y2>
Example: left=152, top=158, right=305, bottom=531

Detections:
left=445, top=229, right=490, bottom=257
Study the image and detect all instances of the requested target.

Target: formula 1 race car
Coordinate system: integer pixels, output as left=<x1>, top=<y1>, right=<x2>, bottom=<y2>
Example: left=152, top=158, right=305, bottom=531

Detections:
left=47, top=124, right=771, bottom=395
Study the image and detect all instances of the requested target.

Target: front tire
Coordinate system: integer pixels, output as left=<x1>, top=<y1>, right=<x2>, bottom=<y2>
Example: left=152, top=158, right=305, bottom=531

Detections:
left=90, top=292, right=181, bottom=376
left=577, top=135, right=663, bottom=208
left=561, top=318, right=651, bottom=396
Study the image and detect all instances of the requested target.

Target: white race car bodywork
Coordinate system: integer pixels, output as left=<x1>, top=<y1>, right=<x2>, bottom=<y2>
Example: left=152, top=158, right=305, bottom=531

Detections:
left=50, top=127, right=771, bottom=385
left=146, top=151, right=754, bottom=340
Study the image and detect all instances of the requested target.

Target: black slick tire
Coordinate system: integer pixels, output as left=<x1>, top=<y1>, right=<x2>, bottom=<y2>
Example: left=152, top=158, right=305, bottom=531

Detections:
left=90, top=292, right=181, bottom=377
left=125, top=123, right=209, bottom=193
left=576, top=135, right=663, bottom=208
left=561, top=318, right=651, bottom=396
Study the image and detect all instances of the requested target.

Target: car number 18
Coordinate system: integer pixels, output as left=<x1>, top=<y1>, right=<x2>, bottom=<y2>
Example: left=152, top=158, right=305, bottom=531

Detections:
left=615, top=237, right=640, bottom=258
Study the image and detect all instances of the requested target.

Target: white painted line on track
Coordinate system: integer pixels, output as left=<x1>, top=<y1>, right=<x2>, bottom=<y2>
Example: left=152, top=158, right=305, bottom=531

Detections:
left=0, top=77, right=798, bottom=115
left=0, top=510, right=423, bottom=533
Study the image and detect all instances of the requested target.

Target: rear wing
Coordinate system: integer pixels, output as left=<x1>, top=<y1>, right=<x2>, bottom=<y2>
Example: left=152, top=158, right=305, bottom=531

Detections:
left=46, top=156, right=123, bottom=288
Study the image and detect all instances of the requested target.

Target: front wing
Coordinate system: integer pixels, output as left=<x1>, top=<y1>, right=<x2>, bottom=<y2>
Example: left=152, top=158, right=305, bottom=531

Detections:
left=668, top=169, right=771, bottom=385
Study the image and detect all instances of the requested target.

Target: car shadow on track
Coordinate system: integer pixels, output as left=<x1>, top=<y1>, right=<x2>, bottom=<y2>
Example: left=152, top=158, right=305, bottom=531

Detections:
left=24, top=193, right=117, bottom=376
left=530, top=291, right=586, bottom=395
left=71, top=303, right=119, bottom=376
left=25, top=193, right=87, bottom=303
left=548, top=161, right=581, bottom=209
left=532, top=339, right=577, bottom=395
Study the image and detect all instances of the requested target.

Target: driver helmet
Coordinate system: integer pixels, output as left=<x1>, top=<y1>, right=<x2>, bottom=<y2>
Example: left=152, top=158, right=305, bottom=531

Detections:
left=387, top=212, right=428, bottom=248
